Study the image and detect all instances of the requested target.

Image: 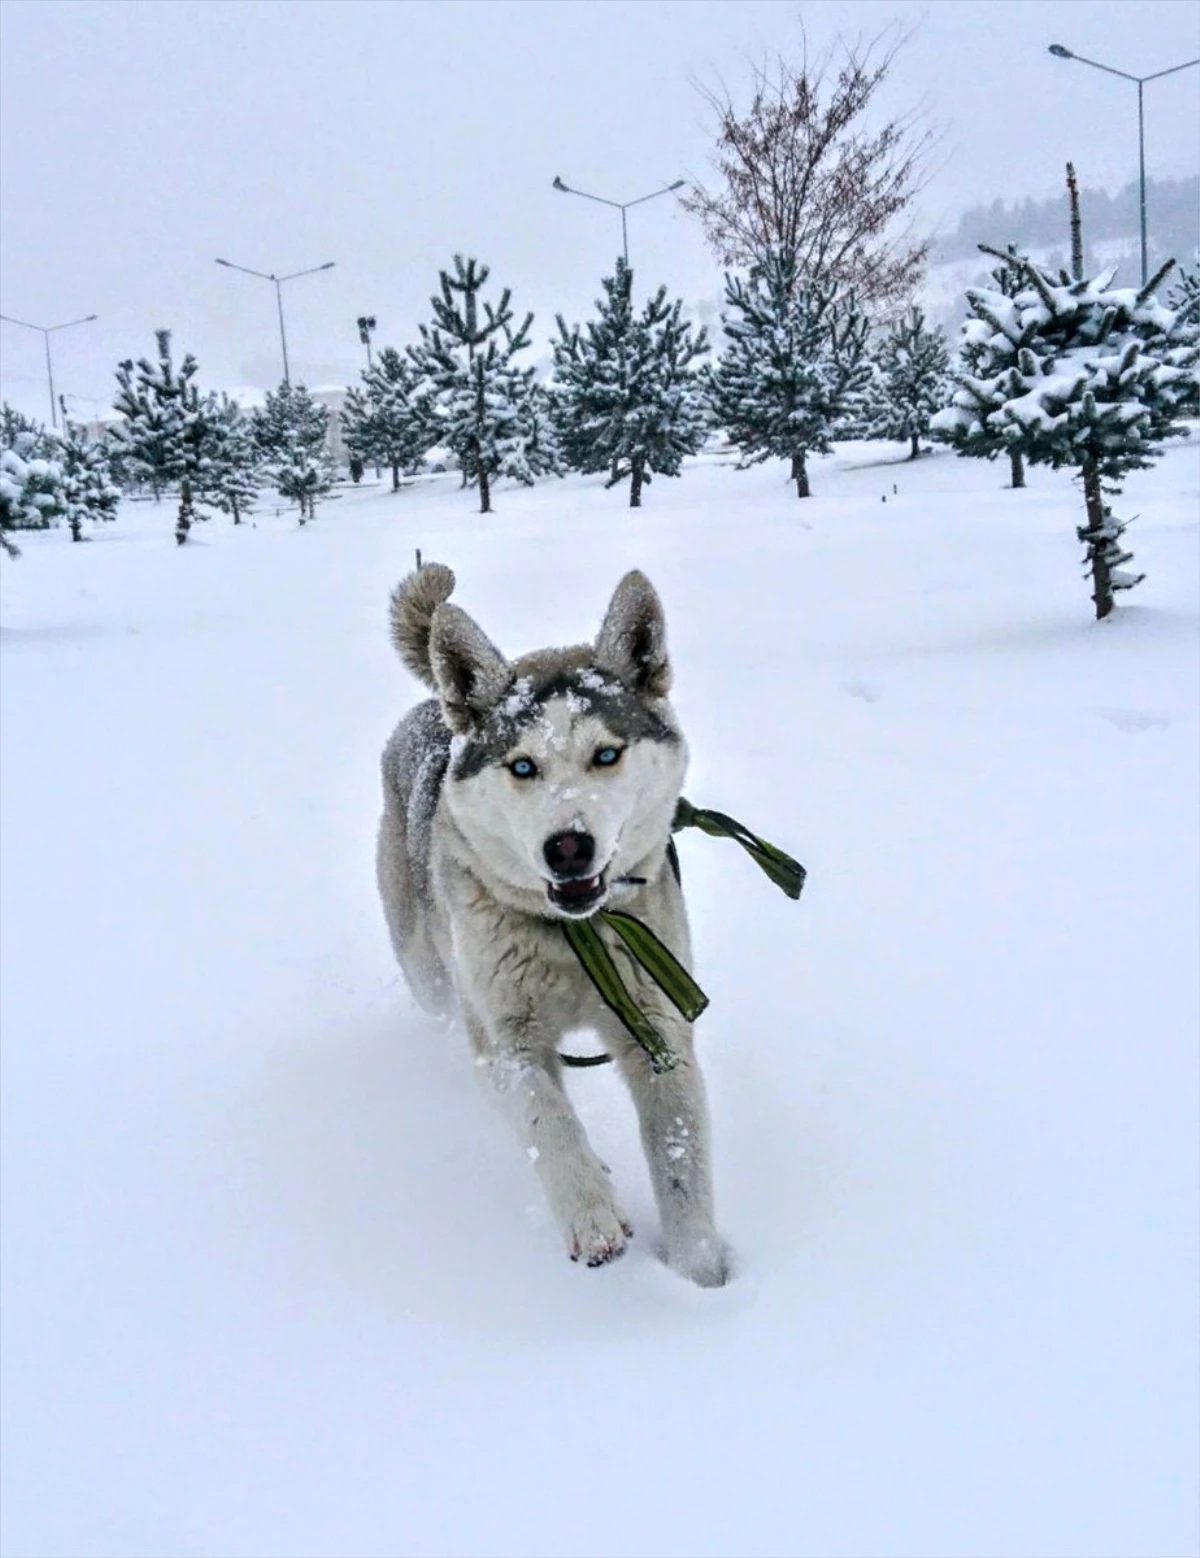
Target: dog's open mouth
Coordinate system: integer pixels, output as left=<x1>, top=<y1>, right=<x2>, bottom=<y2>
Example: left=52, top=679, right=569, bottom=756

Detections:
left=546, top=871, right=607, bottom=916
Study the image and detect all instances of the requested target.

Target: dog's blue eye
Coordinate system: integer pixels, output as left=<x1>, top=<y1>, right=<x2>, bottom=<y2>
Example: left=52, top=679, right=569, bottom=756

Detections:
left=509, top=757, right=538, bottom=779
left=593, top=746, right=622, bottom=768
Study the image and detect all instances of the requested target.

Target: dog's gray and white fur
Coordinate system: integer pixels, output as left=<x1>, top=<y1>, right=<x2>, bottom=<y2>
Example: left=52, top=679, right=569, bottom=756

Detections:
left=377, top=562, right=727, bottom=1286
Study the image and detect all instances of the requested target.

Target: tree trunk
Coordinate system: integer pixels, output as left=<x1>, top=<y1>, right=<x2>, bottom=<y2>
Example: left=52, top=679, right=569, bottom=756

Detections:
left=175, top=477, right=193, bottom=545
left=1009, top=448, right=1025, bottom=489
left=629, top=453, right=644, bottom=508
left=792, top=450, right=810, bottom=498
left=391, top=461, right=400, bottom=491
left=478, top=448, right=492, bottom=514
left=909, top=432, right=920, bottom=460
left=231, top=496, right=241, bottom=524
left=70, top=516, right=83, bottom=542
left=1081, top=464, right=1114, bottom=621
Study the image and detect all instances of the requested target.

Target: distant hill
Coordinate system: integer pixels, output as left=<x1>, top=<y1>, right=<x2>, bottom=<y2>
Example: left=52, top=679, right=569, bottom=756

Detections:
left=922, top=175, right=1199, bottom=330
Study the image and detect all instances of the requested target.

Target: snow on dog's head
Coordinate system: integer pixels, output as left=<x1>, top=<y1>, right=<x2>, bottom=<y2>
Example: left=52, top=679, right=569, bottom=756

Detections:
left=429, top=572, right=687, bottom=917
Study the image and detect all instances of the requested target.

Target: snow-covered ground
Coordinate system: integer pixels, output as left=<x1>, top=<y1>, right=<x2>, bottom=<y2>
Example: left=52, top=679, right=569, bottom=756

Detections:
left=2, top=440, right=1197, bottom=1558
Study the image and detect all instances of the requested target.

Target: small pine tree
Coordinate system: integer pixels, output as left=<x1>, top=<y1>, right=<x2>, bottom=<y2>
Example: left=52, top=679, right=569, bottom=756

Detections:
left=57, top=421, right=121, bottom=541
left=111, top=330, right=218, bottom=542
left=865, top=305, right=951, bottom=459
left=553, top=259, right=709, bottom=507
left=341, top=347, right=435, bottom=490
left=201, top=397, right=261, bottom=525
left=251, top=380, right=329, bottom=463
left=512, top=378, right=564, bottom=482
left=274, top=436, right=335, bottom=523
left=552, top=262, right=636, bottom=479
left=253, top=382, right=334, bottom=522
left=0, top=425, right=64, bottom=554
left=709, top=251, right=869, bottom=498
left=940, top=166, right=1197, bottom=619
left=931, top=246, right=1032, bottom=488
left=1166, top=265, right=1199, bottom=417
left=1, top=402, right=43, bottom=447
left=418, top=255, right=546, bottom=513
left=111, top=330, right=190, bottom=501
left=1170, top=264, right=1200, bottom=327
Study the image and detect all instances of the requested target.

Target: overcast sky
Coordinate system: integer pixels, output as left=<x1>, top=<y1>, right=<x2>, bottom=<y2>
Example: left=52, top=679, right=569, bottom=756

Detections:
left=1, top=0, right=1197, bottom=418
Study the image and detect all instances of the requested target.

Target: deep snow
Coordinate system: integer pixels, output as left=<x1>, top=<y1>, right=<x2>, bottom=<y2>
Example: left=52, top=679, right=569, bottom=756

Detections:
left=2, top=440, right=1197, bottom=1558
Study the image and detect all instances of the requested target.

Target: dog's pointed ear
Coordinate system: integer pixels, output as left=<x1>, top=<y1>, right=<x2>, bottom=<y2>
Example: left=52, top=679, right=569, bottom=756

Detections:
left=594, top=570, right=672, bottom=697
left=429, top=603, right=512, bottom=732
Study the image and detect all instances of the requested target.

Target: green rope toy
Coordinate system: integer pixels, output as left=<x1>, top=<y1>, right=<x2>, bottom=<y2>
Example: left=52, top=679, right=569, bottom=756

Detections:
left=559, top=799, right=805, bottom=1072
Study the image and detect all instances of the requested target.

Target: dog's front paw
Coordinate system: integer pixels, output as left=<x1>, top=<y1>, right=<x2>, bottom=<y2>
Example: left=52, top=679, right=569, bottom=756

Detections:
left=669, top=1233, right=731, bottom=1288
left=567, top=1200, right=633, bottom=1268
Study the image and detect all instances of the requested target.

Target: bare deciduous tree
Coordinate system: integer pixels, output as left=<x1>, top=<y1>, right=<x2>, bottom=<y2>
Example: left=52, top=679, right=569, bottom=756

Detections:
left=682, top=27, right=935, bottom=310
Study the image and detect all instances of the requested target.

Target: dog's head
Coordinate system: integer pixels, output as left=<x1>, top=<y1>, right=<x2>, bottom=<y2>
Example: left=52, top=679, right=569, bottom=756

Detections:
left=429, top=571, right=687, bottom=918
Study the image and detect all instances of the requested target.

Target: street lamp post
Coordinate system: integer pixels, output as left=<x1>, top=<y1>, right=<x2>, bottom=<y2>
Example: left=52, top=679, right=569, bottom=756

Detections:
left=551, top=175, right=687, bottom=267
left=0, top=312, right=98, bottom=427
left=214, top=257, right=336, bottom=386
left=1048, top=44, right=1199, bottom=285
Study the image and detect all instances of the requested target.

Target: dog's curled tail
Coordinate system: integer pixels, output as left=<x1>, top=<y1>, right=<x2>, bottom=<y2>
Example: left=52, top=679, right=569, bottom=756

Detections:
left=389, top=561, right=455, bottom=689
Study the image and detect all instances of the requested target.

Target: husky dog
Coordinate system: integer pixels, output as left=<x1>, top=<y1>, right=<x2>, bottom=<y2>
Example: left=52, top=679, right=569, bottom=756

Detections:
left=377, top=562, right=727, bottom=1287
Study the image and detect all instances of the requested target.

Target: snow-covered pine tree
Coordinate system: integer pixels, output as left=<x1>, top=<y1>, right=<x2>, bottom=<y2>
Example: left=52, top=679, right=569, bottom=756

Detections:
left=940, top=166, right=1196, bottom=619
left=1171, top=264, right=1196, bottom=334
left=709, top=250, right=869, bottom=498
left=0, top=422, right=64, bottom=555
left=512, top=378, right=564, bottom=482
left=56, top=421, right=121, bottom=541
left=418, top=255, right=542, bottom=513
left=551, top=261, right=636, bottom=478
left=1166, top=264, right=1199, bottom=416
left=1, top=402, right=42, bottom=447
left=865, top=305, right=951, bottom=459
left=341, top=346, right=435, bottom=491
left=200, top=397, right=261, bottom=525
left=111, top=330, right=191, bottom=502
left=110, top=330, right=219, bottom=542
left=273, top=437, right=335, bottom=523
left=251, top=380, right=329, bottom=464
left=252, top=382, right=335, bottom=522
left=552, top=259, right=709, bottom=507
left=931, top=246, right=1032, bottom=488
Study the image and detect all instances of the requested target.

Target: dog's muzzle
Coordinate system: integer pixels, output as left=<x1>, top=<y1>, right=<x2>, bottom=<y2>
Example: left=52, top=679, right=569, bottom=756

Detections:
left=543, top=830, right=608, bottom=915
left=546, top=870, right=608, bottom=916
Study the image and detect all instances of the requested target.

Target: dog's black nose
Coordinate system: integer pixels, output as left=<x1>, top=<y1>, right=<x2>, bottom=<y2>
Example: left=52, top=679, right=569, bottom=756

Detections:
left=544, top=830, right=596, bottom=877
